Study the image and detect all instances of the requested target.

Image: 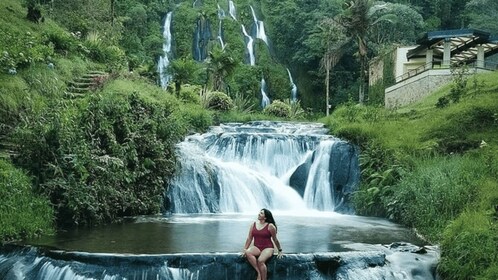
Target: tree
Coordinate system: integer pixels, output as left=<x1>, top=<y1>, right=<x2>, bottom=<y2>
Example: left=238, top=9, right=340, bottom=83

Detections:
left=339, top=0, right=371, bottom=104
left=206, top=47, right=238, bottom=92
left=306, top=18, right=348, bottom=115
left=170, top=57, right=201, bottom=95
left=464, top=0, right=498, bottom=34
left=339, top=0, right=405, bottom=104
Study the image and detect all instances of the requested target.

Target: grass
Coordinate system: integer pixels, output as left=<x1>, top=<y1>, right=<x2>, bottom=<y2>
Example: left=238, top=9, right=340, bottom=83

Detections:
left=326, top=70, right=498, bottom=280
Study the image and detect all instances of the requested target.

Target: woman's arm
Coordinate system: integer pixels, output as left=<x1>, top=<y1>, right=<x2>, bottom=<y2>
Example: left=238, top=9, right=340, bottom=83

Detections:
left=269, top=224, right=283, bottom=257
left=242, top=223, right=254, bottom=252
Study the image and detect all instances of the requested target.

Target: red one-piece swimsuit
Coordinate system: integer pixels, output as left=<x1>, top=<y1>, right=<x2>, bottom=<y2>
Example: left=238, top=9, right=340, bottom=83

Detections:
left=252, top=222, right=274, bottom=251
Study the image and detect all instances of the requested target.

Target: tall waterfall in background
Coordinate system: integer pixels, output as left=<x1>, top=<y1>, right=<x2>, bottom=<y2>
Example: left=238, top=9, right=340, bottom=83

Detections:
left=250, top=6, right=269, bottom=46
left=287, top=68, right=298, bottom=102
left=228, top=0, right=237, bottom=20
left=158, top=12, right=173, bottom=89
left=241, top=25, right=255, bottom=65
left=166, top=122, right=359, bottom=214
left=260, top=78, right=270, bottom=108
left=192, top=16, right=212, bottom=61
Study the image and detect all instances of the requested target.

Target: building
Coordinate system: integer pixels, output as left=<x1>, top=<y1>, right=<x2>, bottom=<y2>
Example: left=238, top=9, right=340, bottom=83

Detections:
left=370, top=29, right=498, bottom=108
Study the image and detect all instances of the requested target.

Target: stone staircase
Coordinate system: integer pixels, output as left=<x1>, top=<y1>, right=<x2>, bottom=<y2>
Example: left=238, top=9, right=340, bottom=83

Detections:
left=65, top=70, right=108, bottom=98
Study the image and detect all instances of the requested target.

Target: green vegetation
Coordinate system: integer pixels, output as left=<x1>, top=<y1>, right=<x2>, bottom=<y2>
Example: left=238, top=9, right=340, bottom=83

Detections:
left=0, top=160, right=54, bottom=240
left=325, top=71, right=498, bottom=279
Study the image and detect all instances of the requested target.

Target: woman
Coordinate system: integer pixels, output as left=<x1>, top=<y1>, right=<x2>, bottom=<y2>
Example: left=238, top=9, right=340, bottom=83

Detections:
left=241, top=208, right=283, bottom=280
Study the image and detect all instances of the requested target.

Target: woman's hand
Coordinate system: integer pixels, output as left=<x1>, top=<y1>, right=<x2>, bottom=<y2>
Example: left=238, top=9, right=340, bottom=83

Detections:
left=277, top=250, right=283, bottom=259
left=240, top=248, right=247, bottom=258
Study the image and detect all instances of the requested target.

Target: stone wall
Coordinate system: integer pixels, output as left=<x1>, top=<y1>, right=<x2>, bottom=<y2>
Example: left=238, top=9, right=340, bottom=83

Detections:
left=384, top=69, right=452, bottom=109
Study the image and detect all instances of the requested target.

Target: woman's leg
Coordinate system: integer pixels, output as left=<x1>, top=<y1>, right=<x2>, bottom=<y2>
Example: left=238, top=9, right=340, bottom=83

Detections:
left=257, top=248, right=274, bottom=280
left=245, top=247, right=261, bottom=279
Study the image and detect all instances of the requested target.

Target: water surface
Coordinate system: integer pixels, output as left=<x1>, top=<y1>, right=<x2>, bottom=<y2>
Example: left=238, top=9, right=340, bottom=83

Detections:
left=27, top=212, right=427, bottom=254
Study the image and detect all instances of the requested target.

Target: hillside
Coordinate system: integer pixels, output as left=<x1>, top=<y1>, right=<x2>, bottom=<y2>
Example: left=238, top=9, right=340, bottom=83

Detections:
left=324, top=71, right=498, bottom=279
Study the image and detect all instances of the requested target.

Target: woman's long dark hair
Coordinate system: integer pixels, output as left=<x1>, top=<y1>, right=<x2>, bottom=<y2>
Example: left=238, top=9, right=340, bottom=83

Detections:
left=262, top=208, right=277, bottom=231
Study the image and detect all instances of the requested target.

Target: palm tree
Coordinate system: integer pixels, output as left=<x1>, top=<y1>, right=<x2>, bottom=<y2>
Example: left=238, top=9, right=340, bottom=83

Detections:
left=206, top=47, right=238, bottom=92
left=339, top=0, right=399, bottom=104
left=170, top=57, right=200, bottom=96
left=316, top=18, right=347, bottom=116
left=339, top=0, right=370, bottom=104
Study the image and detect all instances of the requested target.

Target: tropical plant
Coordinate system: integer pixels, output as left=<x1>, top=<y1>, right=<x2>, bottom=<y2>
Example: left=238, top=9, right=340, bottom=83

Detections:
left=263, top=100, right=291, bottom=118
left=206, top=47, right=238, bottom=92
left=170, top=57, right=202, bottom=95
left=306, top=18, right=347, bottom=115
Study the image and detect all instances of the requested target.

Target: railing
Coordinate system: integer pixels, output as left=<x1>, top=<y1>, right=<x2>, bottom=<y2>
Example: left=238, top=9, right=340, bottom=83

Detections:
left=395, top=60, right=498, bottom=83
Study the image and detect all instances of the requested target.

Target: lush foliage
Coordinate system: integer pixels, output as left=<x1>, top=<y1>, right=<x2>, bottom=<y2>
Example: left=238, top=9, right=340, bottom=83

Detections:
left=0, top=159, right=53, bottom=240
left=325, top=71, right=498, bottom=279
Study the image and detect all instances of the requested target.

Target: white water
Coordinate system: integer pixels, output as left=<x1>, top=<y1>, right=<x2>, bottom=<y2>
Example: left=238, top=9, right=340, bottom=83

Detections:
left=287, top=68, right=298, bottom=102
left=228, top=0, right=237, bottom=20
left=260, top=78, right=271, bottom=108
left=158, top=12, right=173, bottom=89
left=250, top=6, right=269, bottom=46
left=241, top=25, right=255, bottom=66
left=168, top=122, right=347, bottom=214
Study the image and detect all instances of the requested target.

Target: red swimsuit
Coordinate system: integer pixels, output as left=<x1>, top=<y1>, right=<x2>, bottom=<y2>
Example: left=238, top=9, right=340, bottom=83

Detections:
left=252, top=222, right=274, bottom=251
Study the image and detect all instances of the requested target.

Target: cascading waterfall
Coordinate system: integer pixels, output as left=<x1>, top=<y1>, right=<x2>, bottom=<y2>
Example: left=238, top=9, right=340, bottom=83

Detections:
left=217, top=5, right=225, bottom=50
left=0, top=122, right=440, bottom=280
left=158, top=12, right=173, bottom=89
left=287, top=68, right=298, bottom=102
left=192, top=16, right=212, bottom=61
left=228, top=0, right=236, bottom=20
left=260, top=78, right=271, bottom=109
left=166, top=122, right=359, bottom=214
left=241, top=25, right=255, bottom=66
left=250, top=6, right=269, bottom=46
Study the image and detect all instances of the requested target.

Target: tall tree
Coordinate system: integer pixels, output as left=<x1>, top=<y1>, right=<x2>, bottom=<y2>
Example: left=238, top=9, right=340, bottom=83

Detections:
left=306, top=18, right=348, bottom=115
left=170, top=57, right=201, bottom=95
left=339, top=0, right=370, bottom=104
left=206, top=47, right=238, bottom=92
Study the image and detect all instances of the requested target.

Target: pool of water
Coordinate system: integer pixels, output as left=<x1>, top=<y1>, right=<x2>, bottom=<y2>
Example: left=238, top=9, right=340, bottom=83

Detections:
left=25, top=211, right=427, bottom=254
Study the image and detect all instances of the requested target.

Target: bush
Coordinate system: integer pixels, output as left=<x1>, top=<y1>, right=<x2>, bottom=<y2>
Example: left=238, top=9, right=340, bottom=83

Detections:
left=0, top=159, right=54, bottom=241
left=438, top=211, right=498, bottom=280
left=0, top=29, right=54, bottom=72
left=206, top=91, right=234, bottom=111
left=387, top=156, right=479, bottom=240
left=179, top=84, right=202, bottom=104
left=13, top=92, right=184, bottom=227
left=263, top=100, right=291, bottom=118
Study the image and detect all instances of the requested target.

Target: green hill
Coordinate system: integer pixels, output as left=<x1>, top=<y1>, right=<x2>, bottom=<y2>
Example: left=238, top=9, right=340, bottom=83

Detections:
left=324, top=71, right=498, bottom=279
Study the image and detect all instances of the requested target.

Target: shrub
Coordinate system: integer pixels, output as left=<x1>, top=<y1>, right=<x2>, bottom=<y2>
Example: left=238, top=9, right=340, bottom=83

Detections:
left=205, top=91, right=234, bottom=111
left=179, top=84, right=202, bottom=104
left=13, top=92, right=183, bottom=227
left=0, top=29, right=54, bottom=72
left=263, top=100, right=291, bottom=118
left=0, top=159, right=54, bottom=241
left=438, top=211, right=498, bottom=280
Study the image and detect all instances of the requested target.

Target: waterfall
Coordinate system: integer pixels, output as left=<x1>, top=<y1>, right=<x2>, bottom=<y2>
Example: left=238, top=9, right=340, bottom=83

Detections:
left=166, top=122, right=360, bottom=214
left=217, top=20, right=225, bottom=50
left=217, top=4, right=225, bottom=19
left=287, top=68, right=298, bottom=102
left=241, top=25, right=255, bottom=66
left=158, top=12, right=173, bottom=89
left=261, top=78, right=270, bottom=108
left=250, top=6, right=269, bottom=46
left=228, top=0, right=236, bottom=20
left=192, top=16, right=212, bottom=61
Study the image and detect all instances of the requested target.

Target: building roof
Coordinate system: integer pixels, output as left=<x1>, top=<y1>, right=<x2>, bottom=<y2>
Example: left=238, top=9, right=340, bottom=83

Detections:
left=407, top=29, right=498, bottom=64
